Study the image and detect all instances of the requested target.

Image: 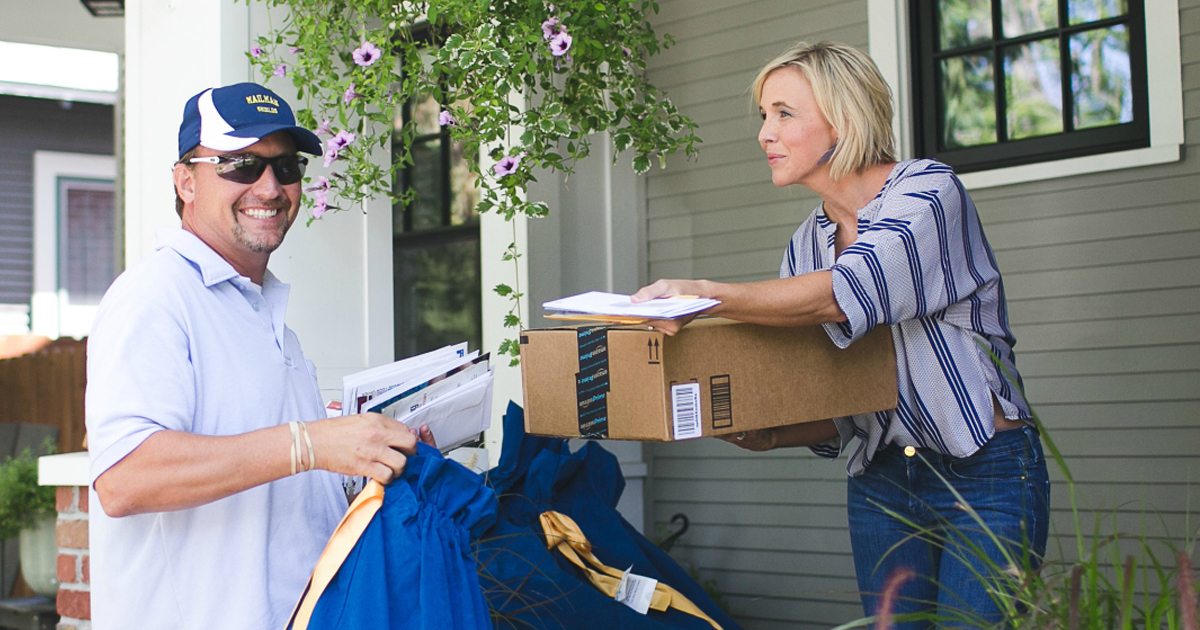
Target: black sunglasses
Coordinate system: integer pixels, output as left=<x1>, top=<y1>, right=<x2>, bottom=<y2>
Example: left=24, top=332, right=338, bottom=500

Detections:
left=187, top=154, right=308, bottom=185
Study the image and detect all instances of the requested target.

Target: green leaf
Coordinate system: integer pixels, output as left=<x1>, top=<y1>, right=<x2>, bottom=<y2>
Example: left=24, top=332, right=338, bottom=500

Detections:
left=614, top=133, right=631, bottom=152
left=494, top=284, right=513, bottom=297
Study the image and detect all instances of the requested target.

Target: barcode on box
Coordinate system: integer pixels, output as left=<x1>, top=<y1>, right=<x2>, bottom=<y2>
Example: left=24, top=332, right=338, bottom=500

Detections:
left=671, top=382, right=702, bottom=440
left=710, top=375, right=732, bottom=429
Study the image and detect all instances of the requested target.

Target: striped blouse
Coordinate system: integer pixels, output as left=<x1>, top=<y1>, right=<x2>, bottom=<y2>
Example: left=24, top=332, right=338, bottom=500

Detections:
left=779, top=159, right=1032, bottom=476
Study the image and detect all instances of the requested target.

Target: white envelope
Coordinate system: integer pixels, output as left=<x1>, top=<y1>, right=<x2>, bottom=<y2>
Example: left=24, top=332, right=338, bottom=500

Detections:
left=399, top=374, right=494, bottom=453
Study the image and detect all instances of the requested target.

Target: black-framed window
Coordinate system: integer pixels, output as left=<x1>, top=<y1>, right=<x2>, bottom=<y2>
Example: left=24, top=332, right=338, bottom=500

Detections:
left=911, top=0, right=1148, bottom=173
left=393, top=41, right=482, bottom=360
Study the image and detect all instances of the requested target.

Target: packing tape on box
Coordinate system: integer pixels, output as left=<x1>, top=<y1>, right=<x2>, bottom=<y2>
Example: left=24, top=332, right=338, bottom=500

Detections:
left=575, top=326, right=610, bottom=438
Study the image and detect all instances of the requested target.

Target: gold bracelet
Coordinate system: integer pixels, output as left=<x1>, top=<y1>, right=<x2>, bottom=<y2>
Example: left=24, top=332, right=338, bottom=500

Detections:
left=288, top=421, right=300, bottom=476
left=299, top=421, right=315, bottom=472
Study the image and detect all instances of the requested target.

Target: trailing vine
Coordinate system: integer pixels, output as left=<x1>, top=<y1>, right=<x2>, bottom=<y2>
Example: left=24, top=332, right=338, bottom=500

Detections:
left=245, top=0, right=700, bottom=363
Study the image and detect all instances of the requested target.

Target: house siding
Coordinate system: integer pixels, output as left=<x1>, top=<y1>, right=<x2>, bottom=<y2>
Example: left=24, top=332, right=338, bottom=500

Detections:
left=643, top=1, right=1200, bottom=627
left=0, top=95, right=115, bottom=306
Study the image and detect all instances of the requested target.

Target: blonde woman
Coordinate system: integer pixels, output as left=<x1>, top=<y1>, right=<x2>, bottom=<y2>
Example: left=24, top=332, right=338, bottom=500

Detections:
left=634, top=41, right=1049, bottom=627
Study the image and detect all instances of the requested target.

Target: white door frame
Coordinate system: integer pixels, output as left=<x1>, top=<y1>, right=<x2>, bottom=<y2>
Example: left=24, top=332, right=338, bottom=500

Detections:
left=32, top=150, right=117, bottom=339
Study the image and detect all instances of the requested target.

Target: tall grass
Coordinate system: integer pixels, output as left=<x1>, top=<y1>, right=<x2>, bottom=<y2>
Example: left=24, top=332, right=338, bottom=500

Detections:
left=833, top=411, right=1199, bottom=630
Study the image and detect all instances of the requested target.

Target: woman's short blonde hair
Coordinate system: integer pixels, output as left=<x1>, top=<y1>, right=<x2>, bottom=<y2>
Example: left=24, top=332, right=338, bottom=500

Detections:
left=753, top=41, right=895, bottom=181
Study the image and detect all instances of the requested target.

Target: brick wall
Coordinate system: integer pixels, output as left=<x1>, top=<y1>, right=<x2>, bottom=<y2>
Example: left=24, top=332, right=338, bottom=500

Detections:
left=55, top=486, right=89, bottom=630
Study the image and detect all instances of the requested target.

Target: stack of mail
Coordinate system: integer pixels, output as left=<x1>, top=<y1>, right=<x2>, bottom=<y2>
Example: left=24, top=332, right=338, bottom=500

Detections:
left=542, top=291, right=719, bottom=324
left=342, top=342, right=494, bottom=454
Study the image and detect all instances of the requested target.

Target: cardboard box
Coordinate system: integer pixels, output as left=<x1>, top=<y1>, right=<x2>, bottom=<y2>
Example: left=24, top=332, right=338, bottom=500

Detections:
left=519, top=318, right=897, bottom=441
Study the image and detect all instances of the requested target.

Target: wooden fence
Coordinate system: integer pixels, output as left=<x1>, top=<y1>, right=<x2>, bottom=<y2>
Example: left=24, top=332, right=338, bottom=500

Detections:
left=0, top=338, right=87, bottom=454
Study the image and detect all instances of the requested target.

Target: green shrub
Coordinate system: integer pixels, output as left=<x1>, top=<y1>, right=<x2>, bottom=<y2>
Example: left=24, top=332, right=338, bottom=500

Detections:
left=0, top=444, right=57, bottom=540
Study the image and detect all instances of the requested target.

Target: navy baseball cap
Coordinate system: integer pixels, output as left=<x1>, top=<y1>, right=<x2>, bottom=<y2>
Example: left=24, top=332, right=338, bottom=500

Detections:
left=177, top=83, right=322, bottom=159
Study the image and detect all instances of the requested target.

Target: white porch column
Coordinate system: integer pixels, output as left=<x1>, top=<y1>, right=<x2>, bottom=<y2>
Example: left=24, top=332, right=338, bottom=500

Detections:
left=523, top=136, right=650, bottom=532
left=480, top=210, right=530, bottom=460
left=124, top=0, right=251, bottom=265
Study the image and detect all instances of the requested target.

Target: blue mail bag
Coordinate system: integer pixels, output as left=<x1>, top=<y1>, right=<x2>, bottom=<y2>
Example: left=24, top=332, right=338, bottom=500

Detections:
left=291, top=443, right=498, bottom=630
left=475, top=402, right=741, bottom=630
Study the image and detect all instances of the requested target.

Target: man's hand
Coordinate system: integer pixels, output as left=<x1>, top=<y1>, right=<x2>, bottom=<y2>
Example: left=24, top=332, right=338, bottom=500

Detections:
left=306, top=413, right=419, bottom=485
left=417, top=424, right=437, bottom=448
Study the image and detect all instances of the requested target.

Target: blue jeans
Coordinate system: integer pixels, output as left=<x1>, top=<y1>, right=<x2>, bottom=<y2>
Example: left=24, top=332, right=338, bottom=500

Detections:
left=846, top=426, right=1050, bottom=629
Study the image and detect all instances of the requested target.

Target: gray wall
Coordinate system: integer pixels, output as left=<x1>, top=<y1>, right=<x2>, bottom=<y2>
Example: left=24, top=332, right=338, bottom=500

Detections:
left=641, top=0, right=1200, bottom=628
left=0, top=95, right=115, bottom=305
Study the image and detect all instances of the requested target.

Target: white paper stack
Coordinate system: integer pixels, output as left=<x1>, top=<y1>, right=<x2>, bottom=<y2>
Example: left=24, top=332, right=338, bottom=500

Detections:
left=542, top=291, right=719, bottom=323
left=341, top=343, right=494, bottom=454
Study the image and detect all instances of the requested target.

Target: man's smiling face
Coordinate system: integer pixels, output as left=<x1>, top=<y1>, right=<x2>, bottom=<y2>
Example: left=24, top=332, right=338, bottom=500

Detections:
left=176, top=131, right=301, bottom=276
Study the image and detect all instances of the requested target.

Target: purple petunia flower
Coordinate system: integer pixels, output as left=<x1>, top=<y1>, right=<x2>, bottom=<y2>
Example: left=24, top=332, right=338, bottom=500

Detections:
left=352, top=41, right=381, bottom=67
left=273, top=63, right=287, bottom=77
left=550, top=31, right=572, bottom=57
left=328, top=130, right=356, bottom=152
left=493, top=153, right=524, bottom=177
left=305, top=176, right=330, bottom=192
left=314, top=119, right=332, bottom=136
left=289, top=46, right=300, bottom=54
left=438, top=110, right=455, bottom=127
left=250, top=45, right=262, bottom=58
left=323, top=131, right=356, bottom=167
left=343, top=82, right=364, bottom=105
left=541, top=17, right=560, bottom=40
left=311, top=188, right=328, bottom=218
left=622, top=46, right=632, bottom=57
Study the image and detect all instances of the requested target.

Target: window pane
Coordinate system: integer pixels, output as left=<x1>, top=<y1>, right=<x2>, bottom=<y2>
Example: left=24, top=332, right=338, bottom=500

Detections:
left=63, top=185, right=116, bottom=305
left=1001, top=0, right=1058, bottom=37
left=941, top=55, right=997, bottom=148
left=938, top=0, right=992, bottom=50
left=1070, top=26, right=1132, bottom=129
left=1004, top=39, right=1063, bottom=140
left=412, top=93, right=441, bottom=136
left=449, top=137, right=479, bottom=227
left=408, top=137, right=444, bottom=231
left=1069, top=0, right=1127, bottom=24
left=394, top=236, right=482, bottom=359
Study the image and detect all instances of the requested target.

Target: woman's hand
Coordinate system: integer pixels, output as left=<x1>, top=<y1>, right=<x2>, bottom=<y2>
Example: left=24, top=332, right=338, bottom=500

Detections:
left=720, top=420, right=839, bottom=453
left=718, top=428, right=778, bottom=452
left=632, top=279, right=714, bottom=335
left=631, top=278, right=709, bottom=303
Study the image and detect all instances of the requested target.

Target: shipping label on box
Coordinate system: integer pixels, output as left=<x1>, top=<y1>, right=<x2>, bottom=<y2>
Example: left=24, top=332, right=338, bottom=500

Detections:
left=519, top=318, right=898, bottom=441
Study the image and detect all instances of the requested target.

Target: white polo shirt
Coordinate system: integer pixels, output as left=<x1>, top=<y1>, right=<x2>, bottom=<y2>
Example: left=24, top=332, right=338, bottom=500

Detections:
left=86, top=228, right=346, bottom=630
